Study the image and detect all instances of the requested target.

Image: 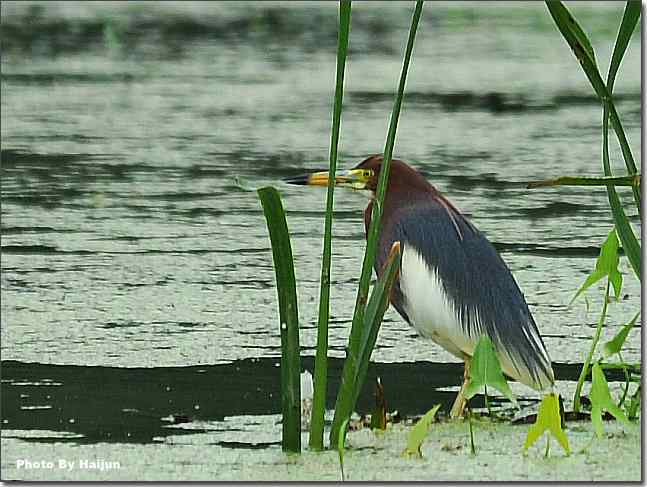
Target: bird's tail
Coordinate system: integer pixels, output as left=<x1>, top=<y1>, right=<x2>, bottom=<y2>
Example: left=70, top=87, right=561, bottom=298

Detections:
left=498, top=342, right=555, bottom=392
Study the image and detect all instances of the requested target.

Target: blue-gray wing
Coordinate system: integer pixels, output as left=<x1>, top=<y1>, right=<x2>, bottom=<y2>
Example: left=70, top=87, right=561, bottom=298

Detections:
left=375, top=200, right=554, bottom=390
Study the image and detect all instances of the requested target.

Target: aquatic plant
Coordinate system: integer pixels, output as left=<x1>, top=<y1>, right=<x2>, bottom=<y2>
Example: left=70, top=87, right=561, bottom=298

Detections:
left=258, top=0, right=422, bottom=453
left=601, top=311, right=640, bottom=417
left=337, top=417, right=350, bottom=480
left=533, top=0, right=641, bottom=434
left=461, top=335, right=518, bottom=454
left=568, top=229, right=640, bottom=435
left=329, top=0, right=424, bottom=448
left=542, top=0, right=641, bottom=278
left=309, top=0, right=352, bottom=451
left=257, top=187, right=302, bottom=452
left=523, top=393, right=571, bottom=456
left=403, top=404, right=441, bottom=458
left=330, top=240, right=402, bottom=444
left=570, top=230, right=621, bottom=413
left=539, top=0, right=640, bottom=411
left=463, top=335, right=517, bottom=414
left=258, top=0, right=639, bottom=457
left=589, top=362, right=631, bottom=438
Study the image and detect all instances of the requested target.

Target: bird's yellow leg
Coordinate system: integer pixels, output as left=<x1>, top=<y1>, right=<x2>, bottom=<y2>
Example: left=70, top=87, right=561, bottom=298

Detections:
left=450, top=356, right=471, bottom=419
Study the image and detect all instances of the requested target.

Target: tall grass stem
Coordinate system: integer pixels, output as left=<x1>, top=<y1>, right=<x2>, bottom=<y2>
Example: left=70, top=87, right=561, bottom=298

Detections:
left=329, top=0, right=424, bottom=446
left=601, top=1, right=641, bottom=278
left=309, top=0, right=352, bottom=451
left=573, top=281, right=611, bottom=413
left=546, top=1, right=641, bottom=278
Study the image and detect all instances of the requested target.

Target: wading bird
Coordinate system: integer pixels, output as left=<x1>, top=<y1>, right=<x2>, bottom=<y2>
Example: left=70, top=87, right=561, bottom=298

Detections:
left=285, top=155, right=554, bottom=417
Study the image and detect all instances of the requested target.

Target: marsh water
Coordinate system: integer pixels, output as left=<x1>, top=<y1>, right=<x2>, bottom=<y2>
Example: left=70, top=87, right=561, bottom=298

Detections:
left=1, top=1, right=641, bottom=480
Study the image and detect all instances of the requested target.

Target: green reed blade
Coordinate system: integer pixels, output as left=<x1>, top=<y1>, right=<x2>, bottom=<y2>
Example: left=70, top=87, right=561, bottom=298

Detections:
left=545, top=2, right=639, bottom=190
left=329, top=1, right=424, bottom=448
left=331, top=242, right=402, bottom=447
left=546, top=0, right=641, bottom=279
left=309, top=0, right=352, bottom=451
left=258, top=186, right=301, bottom=453
left=545, top=2, right=604, bottom=94
left=351, top=243, right=402, bottom=412
left=602, top=1, right=641, bottom=278
left=527, top=174, right=640, bottom=189
left=602, top=111, right=641, bottom=279
left=607, top=1, right=640, bottom=93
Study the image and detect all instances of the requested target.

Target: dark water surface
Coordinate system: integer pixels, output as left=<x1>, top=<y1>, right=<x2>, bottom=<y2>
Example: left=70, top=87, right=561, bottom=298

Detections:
left=0, top=0, right=641, bottom=465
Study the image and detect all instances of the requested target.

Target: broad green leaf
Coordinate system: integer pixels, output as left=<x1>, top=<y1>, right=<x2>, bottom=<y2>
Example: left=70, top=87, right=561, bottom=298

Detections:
left=609, top=269, right=623, bottom=301
left=524, top=393, right=571, bottom=455
left=403, top=404, right=441, bottom=458
left=258, top=187, right=301, bottom=453
left=310, top=0, right=352, bottom=452
left=602, top=312, right=640, bottom=358
left=571, top=229, right=622, bottom=304
left=590, top=362, right=630, bottom=438
left=463, top=336, right=517, bottom=407
left=337, top=418, right=350, bottom=481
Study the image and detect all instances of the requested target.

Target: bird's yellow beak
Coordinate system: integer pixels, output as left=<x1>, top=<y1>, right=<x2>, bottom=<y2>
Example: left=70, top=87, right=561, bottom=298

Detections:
left=284, top=169, right=374, bottom=190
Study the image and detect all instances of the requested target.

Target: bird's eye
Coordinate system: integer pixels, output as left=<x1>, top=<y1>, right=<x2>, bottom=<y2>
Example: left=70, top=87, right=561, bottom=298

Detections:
left=362, top=170, right=374, bottom=179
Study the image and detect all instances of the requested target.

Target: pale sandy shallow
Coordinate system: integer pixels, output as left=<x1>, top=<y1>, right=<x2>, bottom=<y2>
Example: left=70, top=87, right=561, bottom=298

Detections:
left=1, top=418, right=640, bottom=481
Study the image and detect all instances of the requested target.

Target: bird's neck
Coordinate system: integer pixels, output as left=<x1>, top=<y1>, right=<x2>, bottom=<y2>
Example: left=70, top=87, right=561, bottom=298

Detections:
left=364, top=186, right=467, bottom=239
left=363, top=187, right=430, bottom=236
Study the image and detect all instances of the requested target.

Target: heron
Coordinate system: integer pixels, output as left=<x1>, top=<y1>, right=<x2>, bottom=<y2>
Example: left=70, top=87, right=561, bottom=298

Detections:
left=285, top=155, right=554, bottom=417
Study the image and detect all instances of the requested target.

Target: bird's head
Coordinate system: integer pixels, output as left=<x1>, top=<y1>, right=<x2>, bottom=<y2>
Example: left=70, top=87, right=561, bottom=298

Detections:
left=284, top=154, right=431, bottom=196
